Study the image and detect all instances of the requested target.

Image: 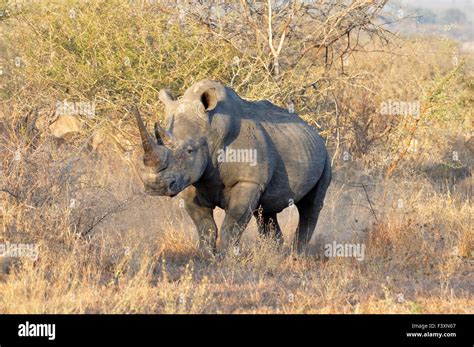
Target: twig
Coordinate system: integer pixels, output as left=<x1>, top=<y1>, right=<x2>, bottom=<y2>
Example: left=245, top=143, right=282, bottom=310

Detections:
left=0, top=188, right=21, bottom=200
left=82, top=193, right=146, bottom=236
left=361, top=183, right=378, bottom=222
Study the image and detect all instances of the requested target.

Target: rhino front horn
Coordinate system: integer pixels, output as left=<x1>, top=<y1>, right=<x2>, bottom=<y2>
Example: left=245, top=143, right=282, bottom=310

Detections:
left=132, top=106, right=168, bottom=167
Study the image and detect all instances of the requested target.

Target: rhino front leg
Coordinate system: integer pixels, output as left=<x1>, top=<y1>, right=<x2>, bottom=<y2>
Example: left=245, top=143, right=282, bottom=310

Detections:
left=220, top=182, right=262, bottom=255
left=182, top=188, right=217, bottom=255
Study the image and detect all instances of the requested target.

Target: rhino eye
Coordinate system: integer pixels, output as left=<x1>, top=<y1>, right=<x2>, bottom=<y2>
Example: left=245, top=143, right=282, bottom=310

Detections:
left=186, top=145, right=194, bottom=154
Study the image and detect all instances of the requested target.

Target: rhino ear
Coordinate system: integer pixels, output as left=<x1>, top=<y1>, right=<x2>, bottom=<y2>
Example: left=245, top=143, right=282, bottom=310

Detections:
left=159, top=89, right=174, bottom=106
left=200, top=88, right=218, bottom=111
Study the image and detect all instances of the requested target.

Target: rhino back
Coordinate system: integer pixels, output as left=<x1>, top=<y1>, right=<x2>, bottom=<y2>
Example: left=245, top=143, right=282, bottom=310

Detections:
left=258, top=117, right=327, bottom=212
left=213, top=95, right=328, bottom=213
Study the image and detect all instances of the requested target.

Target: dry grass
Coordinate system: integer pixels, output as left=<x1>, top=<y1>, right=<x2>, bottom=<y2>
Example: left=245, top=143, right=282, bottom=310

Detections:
left=0, top=142, right=471, bottom=313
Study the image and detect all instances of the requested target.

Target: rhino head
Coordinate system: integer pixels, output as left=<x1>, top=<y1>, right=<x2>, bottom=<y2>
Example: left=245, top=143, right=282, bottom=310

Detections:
left=134, top=80, right=223, bottom=197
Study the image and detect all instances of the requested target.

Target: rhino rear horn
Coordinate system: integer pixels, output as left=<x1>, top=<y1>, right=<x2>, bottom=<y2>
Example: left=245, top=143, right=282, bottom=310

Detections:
left=154, top=122, right=164, bottom=146
left=154, top=122, right=175, bottom=146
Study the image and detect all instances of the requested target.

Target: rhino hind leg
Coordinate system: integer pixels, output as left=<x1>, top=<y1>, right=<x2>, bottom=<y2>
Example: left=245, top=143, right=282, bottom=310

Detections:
left=254, top=211, right=283, bottom=246
left=292, top=157, right=332, bottom=256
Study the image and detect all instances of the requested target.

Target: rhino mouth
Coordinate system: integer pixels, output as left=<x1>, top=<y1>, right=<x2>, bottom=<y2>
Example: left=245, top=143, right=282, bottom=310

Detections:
left=144, top=177, right=180, bottom=197
left=144, top=187, right=178, bottom=197
left=145, top=190, right=178, bottom=198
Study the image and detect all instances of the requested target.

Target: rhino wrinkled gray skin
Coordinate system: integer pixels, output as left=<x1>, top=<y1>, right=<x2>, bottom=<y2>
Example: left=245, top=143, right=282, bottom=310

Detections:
left=133, top=79, right=331, bottom=256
